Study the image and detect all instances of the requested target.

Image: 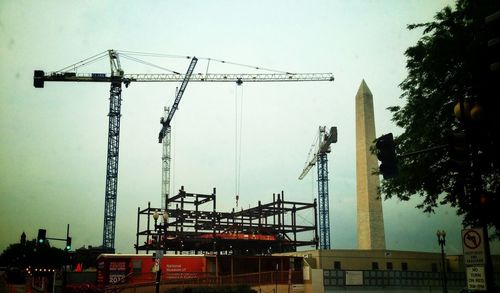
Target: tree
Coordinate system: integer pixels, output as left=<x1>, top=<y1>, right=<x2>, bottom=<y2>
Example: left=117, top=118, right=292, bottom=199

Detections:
left=0, top=239, right=67, bottom=269
left=382, top=0, right=500, bottom=237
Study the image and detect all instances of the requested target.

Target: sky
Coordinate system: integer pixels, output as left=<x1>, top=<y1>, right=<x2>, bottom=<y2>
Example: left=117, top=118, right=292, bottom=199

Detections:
left=2, top=0, right=497, bottom=256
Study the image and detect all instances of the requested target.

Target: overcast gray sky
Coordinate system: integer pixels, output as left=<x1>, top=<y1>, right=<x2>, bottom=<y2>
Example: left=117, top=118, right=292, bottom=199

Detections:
left=2, top=0, right=497, bottom=255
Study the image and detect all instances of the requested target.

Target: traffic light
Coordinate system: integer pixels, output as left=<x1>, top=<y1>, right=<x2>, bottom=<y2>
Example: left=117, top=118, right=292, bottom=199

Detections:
left=447, top=132, right=470, bottom=172
left=485, top=8, right=500, bottom=79
left=37, top=229, right=46, bottom=244
left=66, top=237, right=72, bottom=250
left=375, top=133, right=398, bottom=179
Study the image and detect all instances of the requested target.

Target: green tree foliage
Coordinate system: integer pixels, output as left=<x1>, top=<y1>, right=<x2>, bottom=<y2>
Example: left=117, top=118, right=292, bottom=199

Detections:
left=383, top=0, right=500, bottom=236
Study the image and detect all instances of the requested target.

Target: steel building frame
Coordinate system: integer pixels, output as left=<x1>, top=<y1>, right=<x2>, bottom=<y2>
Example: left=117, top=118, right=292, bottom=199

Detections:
left=136, top=186, right=319, bottom=255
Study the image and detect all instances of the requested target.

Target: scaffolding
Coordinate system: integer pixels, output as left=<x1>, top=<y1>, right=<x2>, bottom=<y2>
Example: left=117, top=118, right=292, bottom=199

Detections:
left=136, top=186, right=319, bottom=255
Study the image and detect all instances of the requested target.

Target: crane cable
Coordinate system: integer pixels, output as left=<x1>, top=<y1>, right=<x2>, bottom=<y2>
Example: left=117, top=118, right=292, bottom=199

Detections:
left=234, top=84, right=244, bottom=208
left=120, top=54, right=181, bottom=74
left=116, top=50, right=293, bottom=74
left=300, top=132, right=320, bottom=202
left=310, top=133, right=319, bottom=203
left=53, top=50, right=296, bottom=77
left=56, top=50, right=109, bottom=73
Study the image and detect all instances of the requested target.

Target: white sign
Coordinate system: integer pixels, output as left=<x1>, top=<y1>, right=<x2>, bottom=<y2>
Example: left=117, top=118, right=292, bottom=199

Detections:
left=345, top=271, right=363, bottom=285
left=291, top=284, right=304, bottom=292
left=462, top=228, right=485, bottom=265
left=466, top=266, right=487, bottom=291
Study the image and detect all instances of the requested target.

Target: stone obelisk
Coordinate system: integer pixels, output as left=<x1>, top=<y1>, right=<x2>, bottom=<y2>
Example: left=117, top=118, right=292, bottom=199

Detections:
left=355, top=80, right=386, bottom=250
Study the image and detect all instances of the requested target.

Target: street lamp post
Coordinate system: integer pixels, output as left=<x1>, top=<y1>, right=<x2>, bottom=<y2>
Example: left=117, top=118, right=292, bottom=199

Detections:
left=162, top=211, right=168, bottom=285
left=153, top=211, right=161, bottom=293
left=163, top=212, right=169, bottom=253
left=436, top=230, right=448, bottom=293
left=153, top=211, right=169, bottom=293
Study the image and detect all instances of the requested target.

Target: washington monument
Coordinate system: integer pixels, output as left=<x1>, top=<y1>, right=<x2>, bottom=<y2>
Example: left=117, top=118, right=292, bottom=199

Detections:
left=355, top=80, right=386, bottom=250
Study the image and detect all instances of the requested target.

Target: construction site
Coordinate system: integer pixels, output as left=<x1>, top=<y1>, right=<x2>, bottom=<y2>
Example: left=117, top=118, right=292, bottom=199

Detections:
left=32, top=50, right=338, bottom=292
left=31, top=49, right=500, bottom=293
left=29, top=49, right=500, bottom=293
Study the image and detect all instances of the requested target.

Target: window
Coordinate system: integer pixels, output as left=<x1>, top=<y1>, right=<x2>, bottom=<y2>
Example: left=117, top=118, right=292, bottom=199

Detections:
left=334, top=261, right=341, bottom=270
left=402, top=262, right=408, bottom=271
left=372, top=262, right=379, bottom=270
left=386, top=262, right=393, bottom=270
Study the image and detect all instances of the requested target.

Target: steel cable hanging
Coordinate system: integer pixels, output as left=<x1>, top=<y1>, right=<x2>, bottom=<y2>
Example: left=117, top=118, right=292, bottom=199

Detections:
left=238, top=86, right=244, bottom=198
left=234, top=84, right=244, bottom=208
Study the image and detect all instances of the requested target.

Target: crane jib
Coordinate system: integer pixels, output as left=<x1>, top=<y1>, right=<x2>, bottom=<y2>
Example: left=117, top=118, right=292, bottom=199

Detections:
left=158, top=57, right=198, bottom=143
left=34, top=70, right=334, bottom=88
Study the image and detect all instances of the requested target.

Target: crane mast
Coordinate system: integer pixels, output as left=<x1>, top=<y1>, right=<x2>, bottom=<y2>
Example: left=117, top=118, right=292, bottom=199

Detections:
left=299, top=126, right=337, bottom=249
left=103, top=50, right=125, bottom=250
left=161, top=107, right=172, bottom=211
left=33, top=50, right=334, bottom=251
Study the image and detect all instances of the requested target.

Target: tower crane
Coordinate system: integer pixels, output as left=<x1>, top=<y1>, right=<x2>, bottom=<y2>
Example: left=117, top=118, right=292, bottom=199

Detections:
left=299, top=126, right=337, bottom=249
left=33, top=49, right=334, bottom=250
left=159, top=57, right=198, bottom=210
